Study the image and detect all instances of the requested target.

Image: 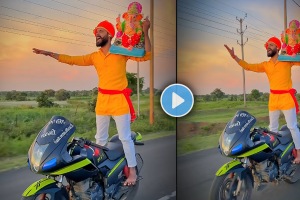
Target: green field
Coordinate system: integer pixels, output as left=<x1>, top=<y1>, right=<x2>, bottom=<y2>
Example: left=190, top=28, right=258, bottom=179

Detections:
left=0, top=94, right=175, bottom=171
left=177, top=99, right=300, bottom=155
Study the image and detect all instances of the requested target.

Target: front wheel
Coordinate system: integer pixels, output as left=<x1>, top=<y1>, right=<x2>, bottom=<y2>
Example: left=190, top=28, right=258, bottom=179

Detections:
left=209, top=172, right=252, bottom=200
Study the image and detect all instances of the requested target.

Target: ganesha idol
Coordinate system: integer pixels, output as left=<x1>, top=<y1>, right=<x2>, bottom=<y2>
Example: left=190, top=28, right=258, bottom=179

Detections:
left=109, top=2, right=145, bottom=57
left=278, top=19, right=300, bottom=61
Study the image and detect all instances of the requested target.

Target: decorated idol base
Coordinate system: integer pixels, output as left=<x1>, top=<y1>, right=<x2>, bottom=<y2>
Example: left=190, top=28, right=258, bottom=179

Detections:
left=278, top=54, right=300, bottom=62
left=109, top=45, right=145, bottom=57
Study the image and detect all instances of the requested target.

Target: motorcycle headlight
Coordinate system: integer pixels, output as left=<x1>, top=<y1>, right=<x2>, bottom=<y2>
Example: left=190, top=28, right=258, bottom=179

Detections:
left=221, top=133, right=234, bottom=156
left=30, top=143, right=49, bottom=173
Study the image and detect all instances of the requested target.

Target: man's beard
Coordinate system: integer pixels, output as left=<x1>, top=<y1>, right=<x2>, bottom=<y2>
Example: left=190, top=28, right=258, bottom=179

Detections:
left=267, top=48, right=277, bottom=57
left=96, top=35, right=109, bottom=47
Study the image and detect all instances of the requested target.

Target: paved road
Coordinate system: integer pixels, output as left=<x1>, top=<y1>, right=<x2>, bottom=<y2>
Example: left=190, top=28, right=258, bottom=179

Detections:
left=177, top=148, right=300, bottom=200
left=0, top=135, right=176, bottom=200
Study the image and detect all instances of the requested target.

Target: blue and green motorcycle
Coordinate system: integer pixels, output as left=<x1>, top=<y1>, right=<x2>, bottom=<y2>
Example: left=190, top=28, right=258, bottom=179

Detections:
left=22, top=116, right=144, bottom=200
left=210, top=110, right=300, bottom=200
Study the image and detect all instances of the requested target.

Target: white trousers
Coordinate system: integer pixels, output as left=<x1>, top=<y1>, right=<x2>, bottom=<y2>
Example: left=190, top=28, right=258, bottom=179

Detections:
left=95, top=114, right=137, bottom=167
left=269, top=108, right=300, bottom=149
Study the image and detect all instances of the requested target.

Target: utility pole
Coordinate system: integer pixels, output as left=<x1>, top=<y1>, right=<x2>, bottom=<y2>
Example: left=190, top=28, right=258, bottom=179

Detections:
left=284, top=0, right=287, bottom=29
left=150, top=0, right=154, bottom=124
left=137, top=62, right=140, bottom=117
left=236, top=14, right=248, bottom=107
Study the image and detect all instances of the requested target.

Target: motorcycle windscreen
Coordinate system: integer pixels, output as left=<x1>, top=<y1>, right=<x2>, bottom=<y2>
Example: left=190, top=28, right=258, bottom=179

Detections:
left=221, top=110, right=256, bottom=155
left=225, top=111, right=256, bottom=135
left=36, top=116, right=76, bottom=145
left=29, top=116, right=76, bottom=173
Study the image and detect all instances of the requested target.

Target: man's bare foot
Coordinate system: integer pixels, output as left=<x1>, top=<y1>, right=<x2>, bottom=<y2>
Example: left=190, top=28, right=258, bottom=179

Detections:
left=293, top=149, right=300, bottom=164
left=124, top=167, right=137, bottom=186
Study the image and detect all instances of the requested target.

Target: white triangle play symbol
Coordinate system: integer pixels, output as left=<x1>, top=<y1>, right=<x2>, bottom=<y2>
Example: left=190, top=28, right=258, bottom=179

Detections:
left=172, top=92, right=185, bottom=109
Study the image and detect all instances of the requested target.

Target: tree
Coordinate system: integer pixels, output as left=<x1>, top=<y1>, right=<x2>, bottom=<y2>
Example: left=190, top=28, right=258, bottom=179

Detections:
left=229, top=95, right=237, bottom=101
left=15, top=92, right=27, bottom=101
left=92, top=87, right=98, bottom=95
left=210, top=88, right=225, bottom=100
left=250, top=89, right=261, bottom=101
left=261, top=92, right=269, bottom=102
left=126, top=72, right=144, bottom=95
left=55, top=89, right=70, bottom=101
left=88, top=97, right=97, bottom=112
left=203, top=94, right=211, bottom=101
left=5, top=90, right=18, bottom=100
left=5, top=90, right=27, bottom=101
left=36, top=92, right=54, bottom=107
left=44, top=89, right=55, bottom=97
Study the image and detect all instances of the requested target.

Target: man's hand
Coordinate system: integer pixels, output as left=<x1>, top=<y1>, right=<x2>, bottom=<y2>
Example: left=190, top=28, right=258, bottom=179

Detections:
left=224, top=45, right=236, bottom=59
left=142, top=17, right=150, bottom=34
left=32, top=48, right=58, bottom=60
left=33, top=48, right=52, bottom=56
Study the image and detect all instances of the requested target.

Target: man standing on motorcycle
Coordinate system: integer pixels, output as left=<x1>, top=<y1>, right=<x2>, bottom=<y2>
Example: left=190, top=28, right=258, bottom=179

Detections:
left=32, top=18, right=151, bottom=186
left=224, top=37, right=300, bottom=163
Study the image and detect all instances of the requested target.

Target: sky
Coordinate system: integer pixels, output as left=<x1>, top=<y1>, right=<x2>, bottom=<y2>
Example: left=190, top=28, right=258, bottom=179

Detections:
left=0, top=0, right=176, bottom=92
left=177, top=0, right=300, bottom=95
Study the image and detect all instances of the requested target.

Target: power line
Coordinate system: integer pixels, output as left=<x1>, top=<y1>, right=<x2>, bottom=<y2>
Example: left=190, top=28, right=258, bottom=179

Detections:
left=178, top=16, right=238, bottom=36
left=0, top=14, right=93, bottom=38
left=177, top=20, right=237, bottom=41
left=23, top=0, right=99, bottom=22
left=188, top=0, right=281, bottom=33
left=178, top=7, right=237, bottom=29
left=179, top=1, right=276, bottom=39
left=0, top=25, right=91, bottom=44
left=0, top=29, right=94, bottom=47
left=213, top=0, right=282, bottom=32
left=46, top=0, right=176, bottom=36
left=178, top=0, right=238, bottom=25
left=46, top=0, right=115, bottom=20
left=74, top=0, right=123, bottom=14
left=0, top=6, right=91, bottom=30
left=291, top=0, right=300, bottom=7
left=247, top=26, right=276, bottom=37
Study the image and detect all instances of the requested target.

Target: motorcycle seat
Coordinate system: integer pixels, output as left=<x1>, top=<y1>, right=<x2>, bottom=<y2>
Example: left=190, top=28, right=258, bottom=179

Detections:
left=278, top=125, right=293, bottom=145
left=105, top=140, right=125, bottom=161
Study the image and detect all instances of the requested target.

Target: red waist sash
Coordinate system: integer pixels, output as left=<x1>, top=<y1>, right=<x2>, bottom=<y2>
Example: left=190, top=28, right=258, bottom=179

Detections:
left=98, top=88, right=136, bottom=122
left=270, top=88, right=299, bottom=114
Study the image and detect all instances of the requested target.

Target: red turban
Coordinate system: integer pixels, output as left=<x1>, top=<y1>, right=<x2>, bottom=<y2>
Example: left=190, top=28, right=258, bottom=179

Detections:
left=264, top=37, right=281, bottom=50
left=93, top=20, right=115, bottom=38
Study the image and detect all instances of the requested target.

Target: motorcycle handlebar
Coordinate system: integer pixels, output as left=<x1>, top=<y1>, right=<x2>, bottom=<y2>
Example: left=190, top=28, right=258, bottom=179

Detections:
left=72, top=137, right=109, bottom=151
left=261, top=128, right=282, bottom=137
left=84, top=139, right=109, bottom=151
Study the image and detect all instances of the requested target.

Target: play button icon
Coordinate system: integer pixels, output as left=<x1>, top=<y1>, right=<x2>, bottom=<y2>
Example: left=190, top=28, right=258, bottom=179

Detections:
left=172, top=92, right=185, bottom=109
left=160, top=84, right=194, bottom=117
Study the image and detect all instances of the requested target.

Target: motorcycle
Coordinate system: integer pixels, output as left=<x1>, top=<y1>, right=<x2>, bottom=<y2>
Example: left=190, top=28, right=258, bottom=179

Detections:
left=210, top=110, right=300, bottom=200
left=22, top=115, right=144, bottom=200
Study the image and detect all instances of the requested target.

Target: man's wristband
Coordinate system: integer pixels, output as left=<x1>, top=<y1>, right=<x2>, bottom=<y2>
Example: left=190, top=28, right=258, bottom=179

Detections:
left=232, top=55, right=237, bottom=59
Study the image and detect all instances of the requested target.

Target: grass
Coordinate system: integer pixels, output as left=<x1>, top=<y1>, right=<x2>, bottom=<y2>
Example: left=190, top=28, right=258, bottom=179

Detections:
left=0, top=94, right=176, bottom=171
left=177, top=99, right=299, bottom=155
left=0, top=130, right=175, bottom=172
left=177, top=134, right=220, bottom=155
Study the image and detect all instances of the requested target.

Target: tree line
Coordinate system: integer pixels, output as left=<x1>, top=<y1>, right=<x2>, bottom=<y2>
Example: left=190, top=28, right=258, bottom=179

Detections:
left=197, top=88, right=300, bottom=102
left=0, top=72, right=146, bottom=109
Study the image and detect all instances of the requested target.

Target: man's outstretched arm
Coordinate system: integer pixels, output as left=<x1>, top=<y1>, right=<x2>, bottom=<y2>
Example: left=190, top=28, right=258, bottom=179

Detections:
left=32, top=48, right=93, bottom=66
left=32, top=48, right=59, bottom=60
left=224, top=44, right=265, bottom=72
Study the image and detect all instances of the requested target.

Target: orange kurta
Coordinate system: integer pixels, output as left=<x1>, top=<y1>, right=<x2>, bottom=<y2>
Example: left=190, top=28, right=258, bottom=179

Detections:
left=238, top=59, right=300, bottom=111
left=58, top=50, right=151, bottom=115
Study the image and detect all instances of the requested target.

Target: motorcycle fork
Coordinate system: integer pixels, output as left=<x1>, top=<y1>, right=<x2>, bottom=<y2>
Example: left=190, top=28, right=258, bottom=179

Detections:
left=232, top=158, right=249, bottom=196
